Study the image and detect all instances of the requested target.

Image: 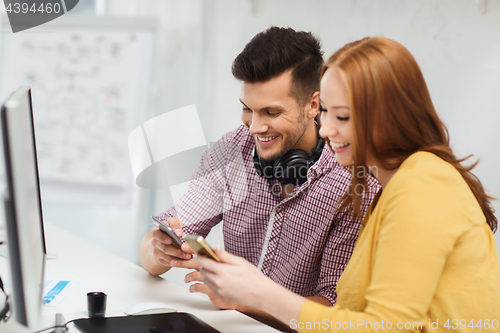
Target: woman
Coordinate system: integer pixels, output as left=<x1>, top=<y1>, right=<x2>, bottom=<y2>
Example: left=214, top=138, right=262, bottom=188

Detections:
left=197, top=37, right=500, bottom=332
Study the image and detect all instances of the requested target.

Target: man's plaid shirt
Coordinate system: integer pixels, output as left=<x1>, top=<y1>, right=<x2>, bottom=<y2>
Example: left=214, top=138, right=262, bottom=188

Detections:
left=157, top=125, right=380, bottom=304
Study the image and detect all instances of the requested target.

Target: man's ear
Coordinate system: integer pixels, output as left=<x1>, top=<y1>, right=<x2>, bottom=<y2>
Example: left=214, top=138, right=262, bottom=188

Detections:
left=306, top=91, right=320, bottom=119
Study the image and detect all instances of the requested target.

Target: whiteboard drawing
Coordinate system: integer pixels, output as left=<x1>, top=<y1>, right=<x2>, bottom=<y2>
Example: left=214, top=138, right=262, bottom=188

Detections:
left=0, top=25, right=154, bottom=188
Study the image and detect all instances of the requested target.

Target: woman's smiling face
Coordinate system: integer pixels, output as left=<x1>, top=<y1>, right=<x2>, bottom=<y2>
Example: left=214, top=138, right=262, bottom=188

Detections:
left=318, top=67, right=353, bottom=167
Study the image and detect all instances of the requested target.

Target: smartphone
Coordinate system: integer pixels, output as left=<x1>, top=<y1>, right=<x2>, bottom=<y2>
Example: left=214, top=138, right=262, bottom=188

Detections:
left=151, top=216, right=183, bottom=248
left=182, top=234, right=221, bottom=262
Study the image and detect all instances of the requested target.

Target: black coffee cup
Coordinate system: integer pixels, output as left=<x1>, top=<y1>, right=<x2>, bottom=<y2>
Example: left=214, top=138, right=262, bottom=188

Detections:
left=87, top=292, right=107, bottom=318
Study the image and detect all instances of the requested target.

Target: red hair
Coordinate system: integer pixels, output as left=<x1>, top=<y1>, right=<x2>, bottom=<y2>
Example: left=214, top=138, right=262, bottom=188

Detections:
left=323, top=37, right=497, bottom=232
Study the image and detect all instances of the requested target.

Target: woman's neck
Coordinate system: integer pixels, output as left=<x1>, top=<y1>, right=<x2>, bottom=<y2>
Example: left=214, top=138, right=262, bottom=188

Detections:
left=368, top=162, right=398, bottom=189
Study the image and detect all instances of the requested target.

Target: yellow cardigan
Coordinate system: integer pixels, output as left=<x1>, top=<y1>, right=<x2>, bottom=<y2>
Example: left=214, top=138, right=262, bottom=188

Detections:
left=296, top=152, right=500, bottom=332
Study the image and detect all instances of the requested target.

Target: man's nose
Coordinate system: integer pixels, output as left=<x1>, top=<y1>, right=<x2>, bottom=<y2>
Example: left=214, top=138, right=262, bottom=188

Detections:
left=249, top=114, right=269, bottom=134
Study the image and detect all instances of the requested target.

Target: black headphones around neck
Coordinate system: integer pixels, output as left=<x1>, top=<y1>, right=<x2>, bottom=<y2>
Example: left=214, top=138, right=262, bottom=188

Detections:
left=253, top=138, right=325, bottom=186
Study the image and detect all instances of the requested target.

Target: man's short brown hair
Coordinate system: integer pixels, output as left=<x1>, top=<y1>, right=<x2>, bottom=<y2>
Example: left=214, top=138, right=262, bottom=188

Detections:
left=232, top=27, right=324, bottom=107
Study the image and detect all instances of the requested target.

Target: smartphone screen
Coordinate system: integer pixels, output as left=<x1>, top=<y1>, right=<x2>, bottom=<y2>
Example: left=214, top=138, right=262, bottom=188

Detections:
left=151, top=216, right=183, bottom=248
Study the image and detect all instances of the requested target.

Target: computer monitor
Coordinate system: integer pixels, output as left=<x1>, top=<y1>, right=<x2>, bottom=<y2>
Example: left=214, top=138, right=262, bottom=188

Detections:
left=1, top=86, right=46, bottom=328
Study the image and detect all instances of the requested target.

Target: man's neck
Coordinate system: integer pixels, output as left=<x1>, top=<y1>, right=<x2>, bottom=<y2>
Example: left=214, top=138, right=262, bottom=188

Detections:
left=290, top=120, right=318, bottom=156
left=281, top=121, right=319, bottom=198
left=282, top=184, right=295, bottom=199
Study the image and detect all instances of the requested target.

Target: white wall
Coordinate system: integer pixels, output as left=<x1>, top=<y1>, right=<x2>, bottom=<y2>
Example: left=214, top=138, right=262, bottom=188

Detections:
left=0, top=0, right=208, bottom=264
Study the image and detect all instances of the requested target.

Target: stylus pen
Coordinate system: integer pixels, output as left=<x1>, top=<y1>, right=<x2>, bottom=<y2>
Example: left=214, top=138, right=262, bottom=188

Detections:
left=54, top=313, right=65, bottom=333
left=149, top=327, right=177, bottom=333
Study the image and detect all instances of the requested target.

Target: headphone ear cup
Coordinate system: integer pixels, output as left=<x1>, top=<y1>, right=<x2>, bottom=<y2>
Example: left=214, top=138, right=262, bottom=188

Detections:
left=253, top=147, right=275, bottom=179
left=274, top=150, right=310, bottom=185
left=253, top=139, right=324, bottom=185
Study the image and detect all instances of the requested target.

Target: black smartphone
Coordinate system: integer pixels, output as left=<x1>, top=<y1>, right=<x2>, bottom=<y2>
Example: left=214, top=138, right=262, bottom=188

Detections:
left=151, top=216, right=183, bottom=248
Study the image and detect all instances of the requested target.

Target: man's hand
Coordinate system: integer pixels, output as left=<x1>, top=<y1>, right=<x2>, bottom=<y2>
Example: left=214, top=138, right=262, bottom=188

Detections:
left=139, top=217, right=198, bottom=275
left=185, top=270, right=240, bottom=310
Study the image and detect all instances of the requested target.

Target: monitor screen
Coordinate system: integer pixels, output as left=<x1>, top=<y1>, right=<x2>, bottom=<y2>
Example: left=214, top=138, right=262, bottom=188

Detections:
left=1, top=86, right=46, bottom=328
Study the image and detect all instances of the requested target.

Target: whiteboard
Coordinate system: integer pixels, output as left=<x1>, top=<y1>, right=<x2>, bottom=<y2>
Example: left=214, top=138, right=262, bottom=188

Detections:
left=0, top=16, right=156, bottom=189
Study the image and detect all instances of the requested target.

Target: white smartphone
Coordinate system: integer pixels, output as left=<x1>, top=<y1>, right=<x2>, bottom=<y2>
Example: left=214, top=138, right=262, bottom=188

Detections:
left=151, top=216, right=182, bottom=248
left=182, top=234, right=221, bottom=262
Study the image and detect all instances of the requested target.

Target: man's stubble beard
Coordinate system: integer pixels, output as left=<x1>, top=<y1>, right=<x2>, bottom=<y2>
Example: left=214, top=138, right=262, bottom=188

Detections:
left=257, top=112, right=308, bottom=162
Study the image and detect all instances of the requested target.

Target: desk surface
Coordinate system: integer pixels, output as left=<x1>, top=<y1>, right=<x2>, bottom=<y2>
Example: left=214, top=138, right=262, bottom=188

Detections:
left=2, top=223, right=278, bottom=333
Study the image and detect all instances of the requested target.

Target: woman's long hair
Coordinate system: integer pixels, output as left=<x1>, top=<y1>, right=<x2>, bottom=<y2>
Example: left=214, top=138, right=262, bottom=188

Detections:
left=323, top=37, right=497, bottom=232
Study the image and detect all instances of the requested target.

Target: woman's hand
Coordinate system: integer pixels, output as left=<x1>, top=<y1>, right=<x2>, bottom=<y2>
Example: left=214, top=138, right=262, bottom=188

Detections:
left=196, top=247, right=274, bottom=309
left=184, top=270, right=241, bottom=310
left=197, top=247, right=307, bottom=326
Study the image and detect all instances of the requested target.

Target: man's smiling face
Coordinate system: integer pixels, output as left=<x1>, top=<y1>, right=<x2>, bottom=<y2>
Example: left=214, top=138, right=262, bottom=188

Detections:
left=240, top=70, right=308, bottom=161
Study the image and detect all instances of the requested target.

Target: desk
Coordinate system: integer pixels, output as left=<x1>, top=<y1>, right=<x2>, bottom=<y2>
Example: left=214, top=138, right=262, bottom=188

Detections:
left=2, top=223, right=279, bottom=333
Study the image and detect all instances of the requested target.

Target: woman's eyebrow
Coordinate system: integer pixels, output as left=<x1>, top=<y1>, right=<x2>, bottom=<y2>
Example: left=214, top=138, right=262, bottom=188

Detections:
left=319, top=98, right=350, bottom=109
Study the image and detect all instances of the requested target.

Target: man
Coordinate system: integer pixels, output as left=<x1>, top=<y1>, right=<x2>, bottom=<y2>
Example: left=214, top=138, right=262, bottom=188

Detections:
left=139, top=27, right=379, bottom=327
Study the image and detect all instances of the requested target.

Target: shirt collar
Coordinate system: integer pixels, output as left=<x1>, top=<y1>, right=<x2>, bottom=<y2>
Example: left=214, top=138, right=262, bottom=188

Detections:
left=307, top=143, right=341, bottom=180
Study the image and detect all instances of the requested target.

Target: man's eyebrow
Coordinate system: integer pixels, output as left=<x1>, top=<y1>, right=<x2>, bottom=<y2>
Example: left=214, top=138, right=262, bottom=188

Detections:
left=239, top=99, right=250, bottom=109
left=261, top=105, right=286, bottom=111
left=239, top=99, right=286, bottom=112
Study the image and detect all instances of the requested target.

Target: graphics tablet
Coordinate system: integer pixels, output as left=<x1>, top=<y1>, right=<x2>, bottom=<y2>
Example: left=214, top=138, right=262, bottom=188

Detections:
left=73, top=312, right=221, bottom=333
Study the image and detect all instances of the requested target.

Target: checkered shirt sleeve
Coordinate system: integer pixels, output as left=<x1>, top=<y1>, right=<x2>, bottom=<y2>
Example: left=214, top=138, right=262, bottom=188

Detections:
left=156, top=130, right=246, bottom=238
